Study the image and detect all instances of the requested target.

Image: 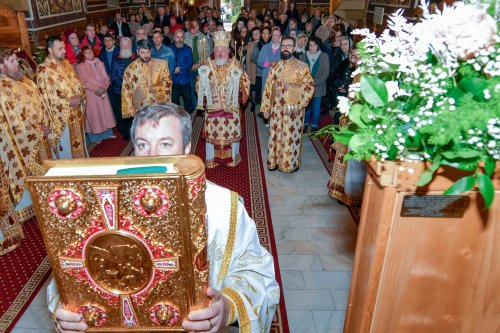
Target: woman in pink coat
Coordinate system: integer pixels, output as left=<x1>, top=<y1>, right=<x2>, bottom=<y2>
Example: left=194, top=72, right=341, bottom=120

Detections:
left=76, top=46, right=116, bottom=143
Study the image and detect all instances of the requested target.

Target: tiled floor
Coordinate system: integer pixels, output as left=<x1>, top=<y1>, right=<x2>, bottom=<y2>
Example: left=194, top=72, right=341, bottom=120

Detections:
left=13, top=112, right=357, bottom=333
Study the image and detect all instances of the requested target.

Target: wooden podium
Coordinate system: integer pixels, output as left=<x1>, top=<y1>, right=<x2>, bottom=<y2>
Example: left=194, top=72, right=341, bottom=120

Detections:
left=344, top=160, right=500, bottom=333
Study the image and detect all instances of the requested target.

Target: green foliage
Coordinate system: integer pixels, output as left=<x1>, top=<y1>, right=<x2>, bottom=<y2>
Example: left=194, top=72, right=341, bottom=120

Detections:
left=360, top=75, right=388, bottom=108
left=319, top=5, right=500, bottom=210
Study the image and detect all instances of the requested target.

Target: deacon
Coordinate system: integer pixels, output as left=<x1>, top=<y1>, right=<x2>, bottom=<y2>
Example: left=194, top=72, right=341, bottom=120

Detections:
left=261, top=36, right=314, bottom=173
left=50, top=103, right=280, bottom=333
left=197, top=30, right=250, bottom=168
left=0, top=48, right=53, bottom=254
left=37, top=35, right=87, bottom=159
left=121, top=39, right=172, bottom=119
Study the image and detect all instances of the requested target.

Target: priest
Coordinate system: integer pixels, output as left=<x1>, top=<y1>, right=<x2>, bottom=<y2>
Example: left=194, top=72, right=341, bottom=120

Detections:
left=50, top=103, right=280, bottom=333
left=261, top=36, right=314, bottom=173
left=197, top=30, right=250, bottom=168
left=121, top=39, right=172, bottom=119
left=37, top=35, right=87, bottom=159
left=0, top=48, right=53, bottom=255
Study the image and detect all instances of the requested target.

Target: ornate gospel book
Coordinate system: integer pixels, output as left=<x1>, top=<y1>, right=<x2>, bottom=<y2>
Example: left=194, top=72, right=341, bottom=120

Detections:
left=26, top=155, right=209, bottom=331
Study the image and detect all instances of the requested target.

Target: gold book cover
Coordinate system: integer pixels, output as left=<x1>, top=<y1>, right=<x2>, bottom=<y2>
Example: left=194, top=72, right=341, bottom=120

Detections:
left=26, top=155, right=209, bottom=332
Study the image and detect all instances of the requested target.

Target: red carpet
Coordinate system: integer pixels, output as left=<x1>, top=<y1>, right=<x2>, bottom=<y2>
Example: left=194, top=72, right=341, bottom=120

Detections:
left=191, top=111, right=289, bottom=333
left=308, top=113, right=362, bottom=223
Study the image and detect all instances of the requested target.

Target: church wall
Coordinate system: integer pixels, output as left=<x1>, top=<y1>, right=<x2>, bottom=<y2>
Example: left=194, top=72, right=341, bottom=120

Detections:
left=248, top=0, right=330, bottom=15
left=364, top=0, right=418, bottom=31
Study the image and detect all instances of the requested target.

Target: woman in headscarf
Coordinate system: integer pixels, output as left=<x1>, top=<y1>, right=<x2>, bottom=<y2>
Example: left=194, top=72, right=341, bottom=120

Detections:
left=75, top=46, right=116, bottom=143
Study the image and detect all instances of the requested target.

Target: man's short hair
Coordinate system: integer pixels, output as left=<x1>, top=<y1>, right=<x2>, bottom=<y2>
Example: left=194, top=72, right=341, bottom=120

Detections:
left=309, top=36, right=322, bottom=48
left=46, top=35, right=63, bottom=49
left=0, top=48, right=15, bottom=65
left=85, top=23, right=95, bottom=30
left=103, top=33, right=115, bottom=40
left=130, top=103, right=192, bottom=149
left=137, top=39, right=152, bottom=51
left=282, top=36, right=295, bottom=45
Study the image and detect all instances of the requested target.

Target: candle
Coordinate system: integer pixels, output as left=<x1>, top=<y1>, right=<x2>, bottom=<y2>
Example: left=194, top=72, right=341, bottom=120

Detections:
left=200, top=38, right=206, bottom=65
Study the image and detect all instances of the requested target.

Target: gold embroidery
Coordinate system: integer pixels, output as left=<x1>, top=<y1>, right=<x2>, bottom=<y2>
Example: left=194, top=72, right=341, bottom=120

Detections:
left=220, top=287, right=250, bottom=333
left=217, top=191, right=238, bottom=284
left=222, top=291, right=237, bottom=325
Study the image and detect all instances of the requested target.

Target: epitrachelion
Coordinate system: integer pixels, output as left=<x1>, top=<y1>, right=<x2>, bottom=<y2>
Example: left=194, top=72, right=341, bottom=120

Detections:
left=27, top=155, right=209, bottom=331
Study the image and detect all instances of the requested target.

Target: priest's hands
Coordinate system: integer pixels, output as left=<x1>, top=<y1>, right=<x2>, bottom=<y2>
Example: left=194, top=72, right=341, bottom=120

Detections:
left=54, top=308, right=88, bottom=333
left=52, top=288, right=230, bottom=333
left=182, top=287, right=230, bottom=333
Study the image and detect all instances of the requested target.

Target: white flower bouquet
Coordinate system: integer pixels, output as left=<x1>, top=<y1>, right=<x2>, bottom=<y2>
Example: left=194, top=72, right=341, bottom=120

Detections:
left=321, top=0, right=500, bottom=208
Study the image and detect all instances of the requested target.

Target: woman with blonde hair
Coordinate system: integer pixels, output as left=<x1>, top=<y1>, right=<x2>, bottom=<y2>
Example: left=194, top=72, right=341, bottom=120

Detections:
left=76, top=46, right=116, bottom=143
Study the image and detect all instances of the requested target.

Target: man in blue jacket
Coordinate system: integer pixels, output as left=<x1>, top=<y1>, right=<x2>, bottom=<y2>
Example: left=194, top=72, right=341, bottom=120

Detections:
left=151, top=30, right=175, bottom=77
left=110, top=37, right=135, bottom=140
left=169, top=29, right=194, bottom=114
left=99, top=33, right=121, bottom=133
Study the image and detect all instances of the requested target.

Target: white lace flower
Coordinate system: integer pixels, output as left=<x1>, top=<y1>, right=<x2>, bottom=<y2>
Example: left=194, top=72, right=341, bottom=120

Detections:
left=337, top=97, right=351, bottom=115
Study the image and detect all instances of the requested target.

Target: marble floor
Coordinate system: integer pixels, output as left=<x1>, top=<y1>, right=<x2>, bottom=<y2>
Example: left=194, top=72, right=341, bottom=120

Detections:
left=12, top=113, right=358, bottom=333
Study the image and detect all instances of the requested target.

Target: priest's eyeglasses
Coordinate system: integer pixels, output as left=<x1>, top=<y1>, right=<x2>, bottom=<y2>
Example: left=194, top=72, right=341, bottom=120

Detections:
left=281, top=44, right=294, bottom=49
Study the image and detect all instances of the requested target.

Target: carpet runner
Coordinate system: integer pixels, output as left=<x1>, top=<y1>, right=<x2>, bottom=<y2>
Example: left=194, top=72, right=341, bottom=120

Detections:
left=308, top=113, right=362, bottom=223
left=1, top=117, right=289, bottom=333
left=191, top=111, right=289, bottom=333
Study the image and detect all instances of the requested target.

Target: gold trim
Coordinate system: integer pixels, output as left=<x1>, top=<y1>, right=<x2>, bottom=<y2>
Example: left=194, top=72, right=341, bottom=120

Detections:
left=16, top=204, right=35, bottom=222
left=217, top=191, right=238, bottom=284
left=220, top=287, right=250, bottom=333
left=0, top=256, right=51, bottom=331
left=222, top=292, right=237, bottom=325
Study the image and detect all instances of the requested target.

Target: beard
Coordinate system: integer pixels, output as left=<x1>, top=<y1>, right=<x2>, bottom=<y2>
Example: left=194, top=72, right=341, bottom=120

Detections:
left=2, top=67, right=24, bottom=81
left=139, top=56, right=150, bottom=63
left=175, top=42, right=184, bottom=48
left=280, top=51, right=293, bottom=60
left=215, top=57, right=228, bottom=66
left=120, top=49, right=133, bottom=58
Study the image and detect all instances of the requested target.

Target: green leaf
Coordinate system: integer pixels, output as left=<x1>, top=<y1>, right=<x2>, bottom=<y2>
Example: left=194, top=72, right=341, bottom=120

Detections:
left=477, top=173, right=494, bottom=209
left=417, top=158, right=441, bottom=187
left=441, top=160, right=479, bottom=171
left=444, top=175, right=476, bottom=195
left=333, top=131, right=354, bottom=145
left=458, top=77, right=489, bottom=101
left=348, top=104, right=366, bottom=128
left=442, top=150, right=480, bottom=160
left=360, top=75, right=388, bottom=108
left=483, top=156, right=496, bottom=177
left=348, top=134, right=365, bottom=152
left=446, top=87, right=466, bottom=104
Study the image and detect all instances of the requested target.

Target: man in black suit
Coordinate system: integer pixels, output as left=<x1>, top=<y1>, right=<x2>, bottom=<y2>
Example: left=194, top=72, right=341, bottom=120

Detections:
left=109, top=13, right=132, bottom=38
left=154, top=6, right=170, bottom=28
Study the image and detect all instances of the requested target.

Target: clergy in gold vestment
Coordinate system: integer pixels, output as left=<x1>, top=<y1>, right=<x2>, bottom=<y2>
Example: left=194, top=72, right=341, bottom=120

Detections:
left=121, top=39, right=172, bottom=119
left=0, top=48, right=53, bottom=255
left=197, top=31, right=250, bottom=168
left=261, top=37, right=314, bottom=173
left=37, top=36, right=87, bottom=159
left=328, top=49, right=365, bottom=206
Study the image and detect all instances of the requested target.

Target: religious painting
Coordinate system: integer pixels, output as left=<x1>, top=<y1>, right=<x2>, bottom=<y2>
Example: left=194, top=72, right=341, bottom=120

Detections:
left=370, top=0, right=412, bottom=8
left=49, top=0, right=73, bottom=14
left=36, top=0, right=82, bottom=17
left=108, top=0, right=120, bottom=6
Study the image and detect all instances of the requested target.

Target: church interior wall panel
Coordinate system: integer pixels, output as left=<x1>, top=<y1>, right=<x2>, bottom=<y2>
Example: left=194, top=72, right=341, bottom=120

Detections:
left=364, top=0, right=418, bottom=31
